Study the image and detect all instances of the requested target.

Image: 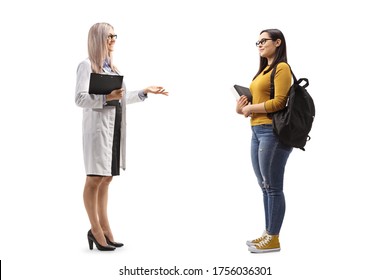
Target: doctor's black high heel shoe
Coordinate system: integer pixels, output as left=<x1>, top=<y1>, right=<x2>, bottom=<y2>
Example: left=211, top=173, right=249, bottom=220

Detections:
left=87, top=230, right=116, bottom=251
left=105, top=235, right=124, bottom=248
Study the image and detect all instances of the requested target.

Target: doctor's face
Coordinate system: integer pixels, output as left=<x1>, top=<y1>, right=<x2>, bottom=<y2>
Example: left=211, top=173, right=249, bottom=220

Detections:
left=107, top=28, right=117, bottom=53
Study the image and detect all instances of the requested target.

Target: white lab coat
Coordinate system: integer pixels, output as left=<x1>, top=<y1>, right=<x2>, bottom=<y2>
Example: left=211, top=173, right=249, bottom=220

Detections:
left=75, top=59, right=145, bottom=176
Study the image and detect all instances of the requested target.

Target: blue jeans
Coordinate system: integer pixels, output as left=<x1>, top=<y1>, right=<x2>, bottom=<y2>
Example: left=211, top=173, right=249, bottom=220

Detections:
left=251, top=124, right=292, bottom=235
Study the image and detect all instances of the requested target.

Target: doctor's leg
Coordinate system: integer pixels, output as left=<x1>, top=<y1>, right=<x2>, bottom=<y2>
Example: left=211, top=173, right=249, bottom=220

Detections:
left=97, top=176, right=115, bottom=242
left=83, top=175, right=108, bottom=246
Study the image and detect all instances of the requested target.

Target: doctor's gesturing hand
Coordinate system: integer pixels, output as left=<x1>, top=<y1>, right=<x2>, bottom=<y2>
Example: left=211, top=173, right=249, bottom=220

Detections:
left=143, top=86, right=169, bottom=96
left=106, top=86, right=168, bottom=102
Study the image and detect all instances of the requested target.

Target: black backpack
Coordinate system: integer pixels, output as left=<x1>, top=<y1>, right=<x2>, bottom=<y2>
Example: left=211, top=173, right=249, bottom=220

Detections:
left=270, top=63, right=315, bottom=151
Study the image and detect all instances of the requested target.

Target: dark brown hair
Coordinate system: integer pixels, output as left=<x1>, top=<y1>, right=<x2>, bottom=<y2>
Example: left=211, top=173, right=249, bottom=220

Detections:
left=253, top=29, right=288, bottom=80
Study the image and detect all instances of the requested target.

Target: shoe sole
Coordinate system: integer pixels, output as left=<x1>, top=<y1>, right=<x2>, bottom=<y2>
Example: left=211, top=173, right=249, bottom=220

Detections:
left=248, top=247, right=280, bottom=253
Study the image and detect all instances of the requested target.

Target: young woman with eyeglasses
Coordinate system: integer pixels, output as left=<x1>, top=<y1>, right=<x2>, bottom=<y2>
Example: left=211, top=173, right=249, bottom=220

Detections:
left=236, top=29, right=292, bottom=253
left=75, top=22, right=168, bottom=251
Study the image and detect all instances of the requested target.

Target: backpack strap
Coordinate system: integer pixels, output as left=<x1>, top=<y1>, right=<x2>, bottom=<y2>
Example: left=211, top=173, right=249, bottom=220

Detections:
left=269, top=62, right=298, bottom=100
left=269, top=66, right=277, bottom=100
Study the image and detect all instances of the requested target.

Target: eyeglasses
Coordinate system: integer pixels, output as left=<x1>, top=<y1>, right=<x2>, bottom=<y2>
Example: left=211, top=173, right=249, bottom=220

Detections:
left=255, top=38, right=273, bottom=47
left=107, top=34, right=118, bottom=40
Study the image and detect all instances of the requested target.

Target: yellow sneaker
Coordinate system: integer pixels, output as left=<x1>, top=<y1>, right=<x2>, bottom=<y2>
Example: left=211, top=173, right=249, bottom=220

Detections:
left=246, top=230, right=267, bottom=246
left=248, top=234, right=280, bottom=253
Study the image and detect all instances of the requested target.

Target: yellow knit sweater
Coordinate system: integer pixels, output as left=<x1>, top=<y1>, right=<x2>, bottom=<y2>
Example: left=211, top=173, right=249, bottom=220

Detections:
left=249, top=62, right=292, bottom=126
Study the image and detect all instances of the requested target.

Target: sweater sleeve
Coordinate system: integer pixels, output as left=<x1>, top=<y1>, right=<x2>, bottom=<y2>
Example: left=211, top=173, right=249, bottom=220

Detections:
left=264, top=63, right=292, bottom=113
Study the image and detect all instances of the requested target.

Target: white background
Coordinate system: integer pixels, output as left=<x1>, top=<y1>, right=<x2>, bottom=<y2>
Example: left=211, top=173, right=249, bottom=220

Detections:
left=0, top=0, right=389, bottom=279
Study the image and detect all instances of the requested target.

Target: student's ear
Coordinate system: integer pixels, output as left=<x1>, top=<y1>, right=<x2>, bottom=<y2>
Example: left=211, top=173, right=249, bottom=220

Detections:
left=275, top=39, right=282, bottom=47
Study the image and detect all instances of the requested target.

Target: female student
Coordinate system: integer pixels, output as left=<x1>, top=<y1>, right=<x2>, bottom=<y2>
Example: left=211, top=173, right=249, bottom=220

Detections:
left=236, top=29, right=292, bottom=253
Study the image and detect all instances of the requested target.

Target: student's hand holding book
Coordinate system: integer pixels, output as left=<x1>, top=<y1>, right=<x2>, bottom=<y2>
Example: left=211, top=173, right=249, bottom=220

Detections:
left=236, top=95, right=249, bottom=115
left=242, top=102, right=253, bottom=118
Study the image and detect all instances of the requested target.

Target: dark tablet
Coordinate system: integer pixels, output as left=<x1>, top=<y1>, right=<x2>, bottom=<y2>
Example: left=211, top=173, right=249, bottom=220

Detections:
left=233, top=84, right=252, bottom=103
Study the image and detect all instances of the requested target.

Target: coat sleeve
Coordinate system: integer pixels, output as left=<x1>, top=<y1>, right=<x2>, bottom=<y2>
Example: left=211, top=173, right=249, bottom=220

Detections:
left=124, top=89, right=147, bottom=104
left=75, top=60, right=105, bottom=108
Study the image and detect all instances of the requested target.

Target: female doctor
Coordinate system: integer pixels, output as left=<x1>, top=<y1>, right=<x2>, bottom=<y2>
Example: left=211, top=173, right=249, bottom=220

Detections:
left=75, top=22, right=168, bottom=251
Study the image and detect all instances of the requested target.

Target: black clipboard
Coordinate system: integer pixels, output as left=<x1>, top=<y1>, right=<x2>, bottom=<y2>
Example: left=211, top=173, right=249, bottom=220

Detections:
left=88, top=73, right=124, bottom=95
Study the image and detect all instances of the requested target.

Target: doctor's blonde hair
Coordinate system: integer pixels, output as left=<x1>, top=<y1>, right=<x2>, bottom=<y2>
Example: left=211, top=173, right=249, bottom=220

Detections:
left=88, top=22, right=118, bottom=73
